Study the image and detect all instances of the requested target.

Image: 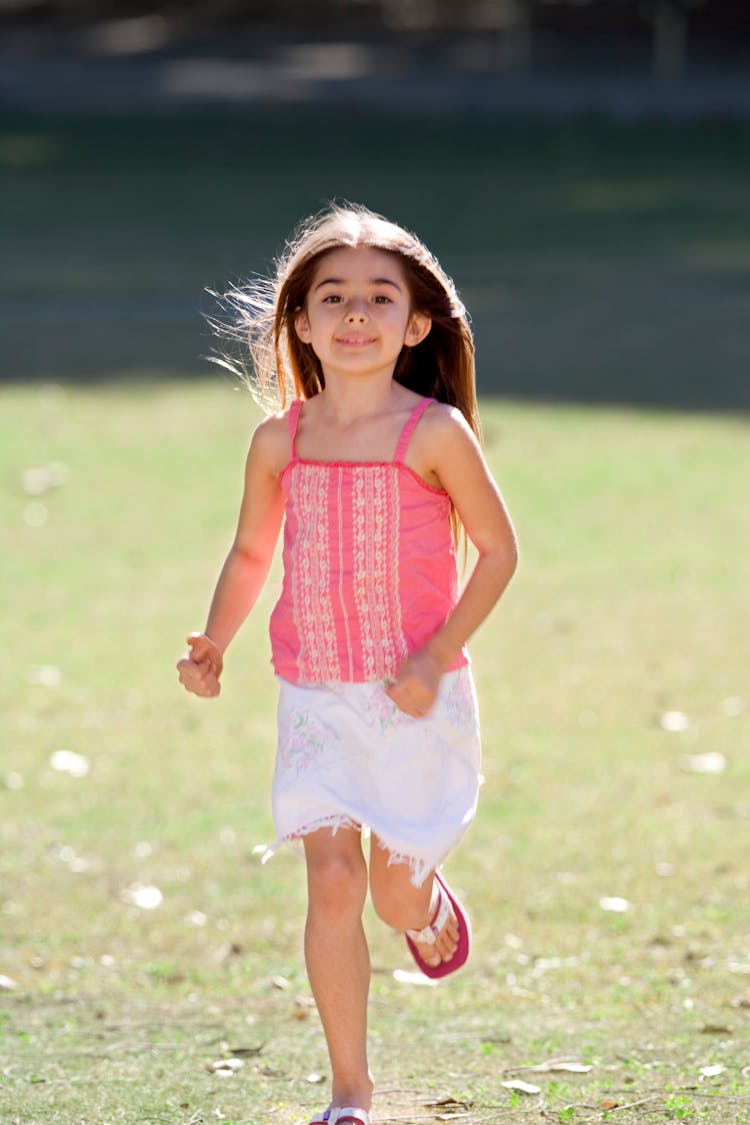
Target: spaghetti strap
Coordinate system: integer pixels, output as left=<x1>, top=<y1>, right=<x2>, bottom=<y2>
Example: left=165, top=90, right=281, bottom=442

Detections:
left=393, top=398, right=435, bottom=464
left=287, top=399, right=303, bottom=457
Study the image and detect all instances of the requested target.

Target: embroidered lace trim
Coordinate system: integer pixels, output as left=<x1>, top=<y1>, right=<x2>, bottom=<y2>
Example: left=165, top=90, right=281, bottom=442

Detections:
left=287, top=461, right=410, bottom=683
left=292, top=463, right=339, bottom=682
left=261, top=814, right=363, bottom=865
left=263, top=820, right=439, bottom=888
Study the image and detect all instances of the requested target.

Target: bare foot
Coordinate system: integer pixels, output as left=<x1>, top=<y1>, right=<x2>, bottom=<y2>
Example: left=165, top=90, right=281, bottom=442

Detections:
left=410, top=879, right=459, bottom=969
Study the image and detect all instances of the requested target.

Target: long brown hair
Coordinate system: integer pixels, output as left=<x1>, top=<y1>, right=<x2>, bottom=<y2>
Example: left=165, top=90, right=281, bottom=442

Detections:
left=212, top=202, right=481, bottom=446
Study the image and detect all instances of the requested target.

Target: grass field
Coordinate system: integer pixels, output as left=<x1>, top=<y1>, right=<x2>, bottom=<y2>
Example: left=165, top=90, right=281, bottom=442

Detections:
left=2, top=380, right=749, bottom=1124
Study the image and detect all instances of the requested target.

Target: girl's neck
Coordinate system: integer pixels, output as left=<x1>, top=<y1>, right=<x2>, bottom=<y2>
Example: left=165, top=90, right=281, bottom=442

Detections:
left=316, top=372, right=409, bottom=426
left=296, top=377, right=422, bottom=464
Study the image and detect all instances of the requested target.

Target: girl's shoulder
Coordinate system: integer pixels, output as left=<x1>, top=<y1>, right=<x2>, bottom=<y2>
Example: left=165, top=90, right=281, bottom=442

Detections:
left=406, top=400, right=478, bottom=485
left=416, top=400, right=473, bottom=444
left=248, top=407, right=294, bottom=476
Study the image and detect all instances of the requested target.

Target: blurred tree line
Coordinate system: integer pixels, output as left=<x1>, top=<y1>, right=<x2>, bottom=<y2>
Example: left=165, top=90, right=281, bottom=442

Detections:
left=1, top=0, right=748, bottom=38
left=1, top=2, right=746, bottom=84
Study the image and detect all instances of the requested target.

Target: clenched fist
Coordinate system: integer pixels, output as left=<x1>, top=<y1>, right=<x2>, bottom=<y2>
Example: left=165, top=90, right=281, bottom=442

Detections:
left=176, top=632, right=223, bottom=698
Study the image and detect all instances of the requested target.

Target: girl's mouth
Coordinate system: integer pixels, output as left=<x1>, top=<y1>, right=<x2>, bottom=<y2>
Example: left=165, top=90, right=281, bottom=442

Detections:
left=336, top=335, right=375, bottom=346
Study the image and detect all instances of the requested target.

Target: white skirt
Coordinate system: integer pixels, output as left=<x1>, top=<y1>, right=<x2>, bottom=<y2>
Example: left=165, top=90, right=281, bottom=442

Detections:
left=267, top=665, right=482, bottom=887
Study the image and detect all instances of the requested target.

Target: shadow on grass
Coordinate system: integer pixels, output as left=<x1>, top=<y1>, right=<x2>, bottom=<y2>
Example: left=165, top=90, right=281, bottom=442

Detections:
left=1, top=111, right=748, bottom=410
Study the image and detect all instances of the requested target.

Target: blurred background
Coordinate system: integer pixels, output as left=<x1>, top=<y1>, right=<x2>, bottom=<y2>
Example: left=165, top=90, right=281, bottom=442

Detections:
left=1, top=0, right=749, bottom=407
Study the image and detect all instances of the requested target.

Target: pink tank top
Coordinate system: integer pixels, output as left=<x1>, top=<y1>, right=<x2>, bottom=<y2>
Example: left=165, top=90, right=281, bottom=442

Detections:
left=269, top=397, right=468, bottom=684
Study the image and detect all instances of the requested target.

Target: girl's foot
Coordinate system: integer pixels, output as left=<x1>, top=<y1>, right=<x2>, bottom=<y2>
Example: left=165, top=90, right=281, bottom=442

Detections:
left=405, top=872, right=472, bottom=979
left=331, top=1110, right=371, bottom=1125
left=309, top=1108, right=371, bottom=1125
left=411, top=884, right=459, bottom=968
left=310, top=1071, right=373, bottom=1125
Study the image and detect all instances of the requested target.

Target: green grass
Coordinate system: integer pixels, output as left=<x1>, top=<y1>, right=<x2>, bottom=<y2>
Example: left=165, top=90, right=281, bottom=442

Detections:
left=2, top=381, right=749, bottom=1123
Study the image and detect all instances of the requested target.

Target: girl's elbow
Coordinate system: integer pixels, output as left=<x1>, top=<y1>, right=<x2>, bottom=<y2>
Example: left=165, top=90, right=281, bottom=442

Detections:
left=235, top=542, right=274, bottom=573
left=488, top=537, right=518, bottom=586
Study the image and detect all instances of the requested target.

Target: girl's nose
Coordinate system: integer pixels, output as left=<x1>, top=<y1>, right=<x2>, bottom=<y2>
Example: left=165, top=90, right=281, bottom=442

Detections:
left=345, top=300, right=368, bottom=323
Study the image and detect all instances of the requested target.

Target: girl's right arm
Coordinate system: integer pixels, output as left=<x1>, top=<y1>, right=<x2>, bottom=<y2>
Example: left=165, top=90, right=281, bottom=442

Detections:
left=177, top=414, right=288, bottom=698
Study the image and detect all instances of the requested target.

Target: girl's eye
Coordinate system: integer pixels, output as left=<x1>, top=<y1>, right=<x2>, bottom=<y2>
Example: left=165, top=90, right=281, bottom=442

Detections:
left=373, top=294, right=392, bottom=304
left=322, top=295, right=342, bottom=304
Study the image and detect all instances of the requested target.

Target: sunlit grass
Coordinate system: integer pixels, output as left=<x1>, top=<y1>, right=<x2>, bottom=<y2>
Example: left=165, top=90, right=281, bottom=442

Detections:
left=1, top=380, right=749, bottom=1123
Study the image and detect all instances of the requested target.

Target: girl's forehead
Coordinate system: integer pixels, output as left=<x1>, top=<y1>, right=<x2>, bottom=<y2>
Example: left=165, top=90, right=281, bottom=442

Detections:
left=311, top=245, right=406, bottom=284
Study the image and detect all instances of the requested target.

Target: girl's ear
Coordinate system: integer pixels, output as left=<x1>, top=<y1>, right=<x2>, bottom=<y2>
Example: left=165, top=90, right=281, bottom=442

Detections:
left=405, top=312, right=431, bottom=348
left=295, top=310, right=312, bottom=343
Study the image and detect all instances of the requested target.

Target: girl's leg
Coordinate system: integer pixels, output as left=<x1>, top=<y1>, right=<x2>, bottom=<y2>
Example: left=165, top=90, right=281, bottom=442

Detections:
left=368, top=840, right=460, bottom=970
left=303, top=826, right=374, bottom=1111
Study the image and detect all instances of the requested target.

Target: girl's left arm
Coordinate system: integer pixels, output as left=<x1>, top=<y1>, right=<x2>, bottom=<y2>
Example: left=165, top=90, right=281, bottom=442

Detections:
left=386, top=407, right=518, bottom=717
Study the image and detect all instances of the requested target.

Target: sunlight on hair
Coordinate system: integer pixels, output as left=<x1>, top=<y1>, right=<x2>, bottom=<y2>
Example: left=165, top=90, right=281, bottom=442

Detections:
left=207, top=201, right=477, bottom=437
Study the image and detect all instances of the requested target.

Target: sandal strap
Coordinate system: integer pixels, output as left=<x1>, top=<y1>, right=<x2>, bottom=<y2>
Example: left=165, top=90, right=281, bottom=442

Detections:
left=405, top=880, right=450, bottom=946
left=329, top=1109, right=370, bottom=1125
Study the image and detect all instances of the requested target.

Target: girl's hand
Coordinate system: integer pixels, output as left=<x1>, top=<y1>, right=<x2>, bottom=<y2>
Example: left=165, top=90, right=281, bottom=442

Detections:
left=177, top=632, right=224, bottom=698
left=386, top=648, right=442, bottom=718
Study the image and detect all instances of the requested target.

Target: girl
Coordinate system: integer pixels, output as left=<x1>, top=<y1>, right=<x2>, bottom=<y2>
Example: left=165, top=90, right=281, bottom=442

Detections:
left=177, top=203, right=517, bottom=1125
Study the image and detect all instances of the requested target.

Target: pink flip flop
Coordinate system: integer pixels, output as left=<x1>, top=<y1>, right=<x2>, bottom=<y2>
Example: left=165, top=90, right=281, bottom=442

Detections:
left=405, top=870, right=471, bottom=979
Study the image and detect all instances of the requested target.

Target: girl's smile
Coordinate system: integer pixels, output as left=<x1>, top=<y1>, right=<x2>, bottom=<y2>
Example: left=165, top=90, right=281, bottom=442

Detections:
left=335, top=334, right=377, bottom=347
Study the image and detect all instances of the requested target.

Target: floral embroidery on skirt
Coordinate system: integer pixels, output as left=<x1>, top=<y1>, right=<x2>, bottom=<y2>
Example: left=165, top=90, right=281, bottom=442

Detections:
left=280, top=707, right=339, bottom=778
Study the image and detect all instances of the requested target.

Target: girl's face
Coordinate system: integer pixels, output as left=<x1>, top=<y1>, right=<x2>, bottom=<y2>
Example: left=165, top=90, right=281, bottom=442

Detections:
left=294, top=246, right=430, bottom=381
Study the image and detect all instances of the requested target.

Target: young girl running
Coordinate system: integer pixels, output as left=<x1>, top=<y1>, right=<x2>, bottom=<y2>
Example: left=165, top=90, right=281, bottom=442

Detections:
left=177, top=203, right=518, bottom=1125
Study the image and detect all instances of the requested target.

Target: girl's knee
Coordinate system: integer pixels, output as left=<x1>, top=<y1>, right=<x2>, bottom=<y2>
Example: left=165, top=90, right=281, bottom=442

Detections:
left=305, top=836, right=368, bottom=916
